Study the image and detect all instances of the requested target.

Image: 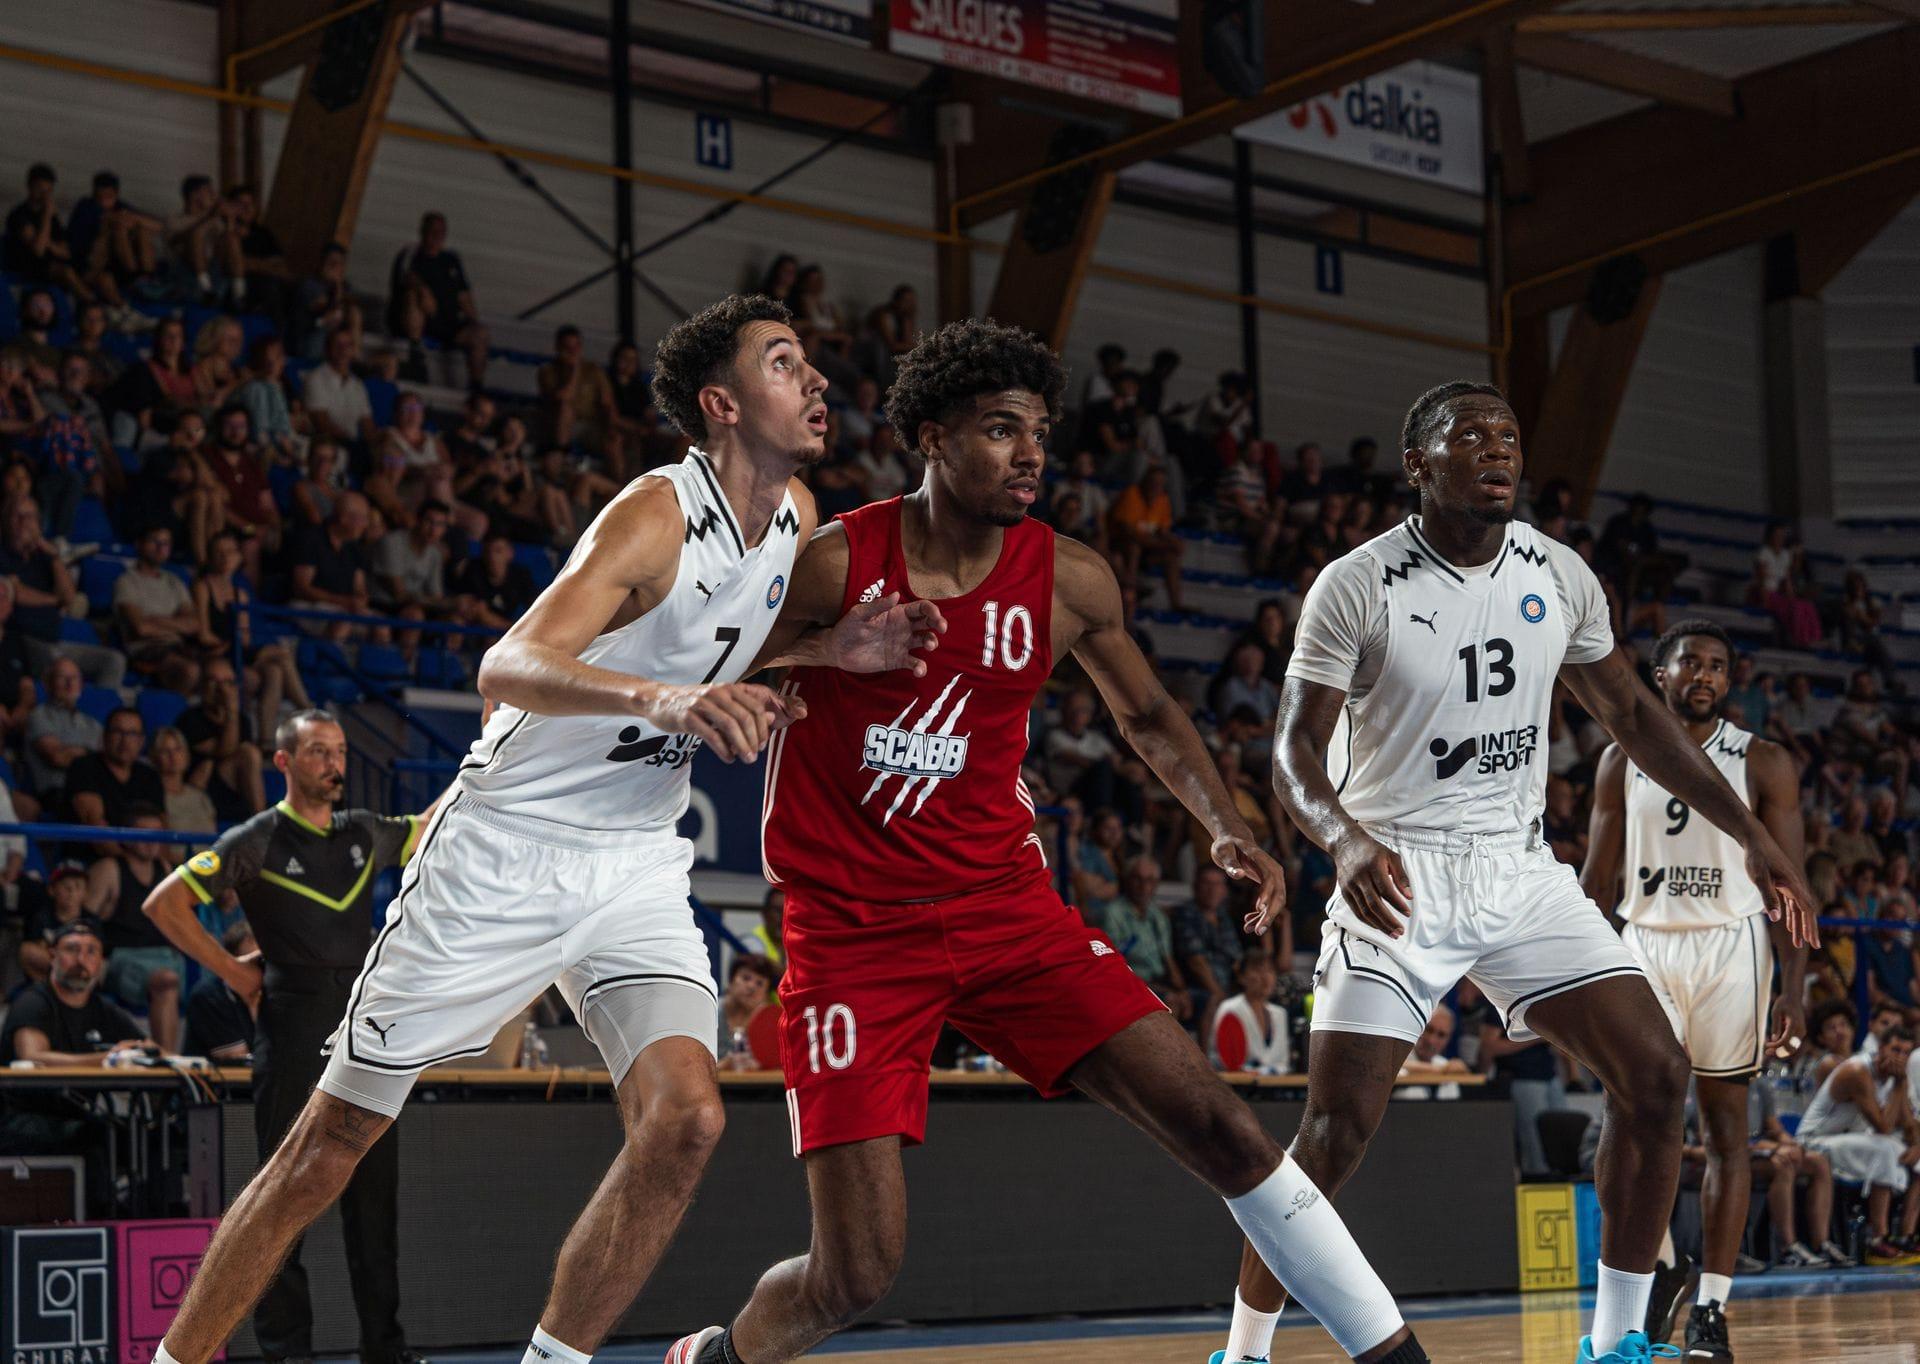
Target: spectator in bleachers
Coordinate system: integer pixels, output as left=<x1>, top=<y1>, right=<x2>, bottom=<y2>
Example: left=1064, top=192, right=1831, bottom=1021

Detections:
left=65, top=706, right=165, bottom=839
left=71, top=302, right=128, bottom=396
left=224, top=183, right=290, bottom=324
left=388, top=210, right=490, bottom=387
left=151, top=724, right=216, bottom=834
left=1208, top=950, right=1289, bottom=1073
left=293, top=240, right=362, bottom=361
left=17, top=860, right=89, bottom=983
left=1278, top=443, right=1333, bottom=526
left=463, top=426, right=552, bottom=543
left=790, top=264, right=857, bottom=386
left=369, top=391, right=456, bottom=531
left=4, top=164, right=94, bottom=305
left=1395, top=1005, right=1469, bottom=1101
left=107, top=315, right=196, bottom=446
left=1044, top=689, right=1118, bottom=807
left=373, top=497, right=449, bottom=629
left=1725, top=654, right=1771, bottom=732
left=206, top=403, right=281, bottom=581
left=850, top=424, right=913, bottom=505
left=303, top=325, right=379, bottom=454
left=1769, top=671, right=1826, bottom=772
left=1863, top=900, right=1920, bottom=1028
left=1195, top=369, right=1253, bottom=463
left=87, top=802, right=181, bottom=1052
left=288, top=491, right=372, bottom=632
left=1840, top=571, right=1899, bottom=694
left=291, top=437, right=343, bottom=529
left=1093, top=373, right=1182, bottom=519
left=41, top=349, right=115, bottom=524
left=749, top=886, right=785, bottom=969
left=607, top=339, right=660, bottom=476
left=1341, top=436, right=1397, bottom=509
left=1081, top=342, right=1127, bottom=410
left=1230, top=600, right=1290, bottom=684
left=1753, top=520, right=1822, bottom=649
left=180, top=919, right=259, bottom=1062
left=189, top=315, right=244, bottom=412
left=756, top=253, right=799, bottom=305
left=838, top=374, right=885, bottom=450
left=66, top=172, right=161, bottom=321
left=113, top=525, right=206, bottom=690
left=860, top=284, right=918, bottom=385
left=1871, top=788, right=1911, bottom=863
left=13, top=286, right=65, bottom=380
left=1211, top=642, right=1281, bottom=726
left=443, top=390, right=495, bottom=468
left=1832, top=670, right=1910, bottom=798
left=449, top=530, right=535, bottom=633
left=23, top=654, right=98, bottom=797
left=718, top=953, right=777, bottom=1070
left=537, top=324, right=617, bottom=464
left=1074, top=806, right=1125, bottom=907
left=1054, top=448, right=1110, bottom=537
left=0, top=351, right=47, bottom=461
left=177, top=656, right=264, bottom=820
left=164, top=174, right=237, bottom=305
left=1, top=496, right=125, bottom=685
left=1599, top=491, right=1687, bottom=620
left=1100, top=853, right=1190, bottom=1023
left=234, top=337, right=303, bottom=467
left=0, top=579, right=38, bottom=742
left=1137, top=348, right=1183, bottom=423
left=1174, top=864, right=1244, bottom=1028
left=1109, top=465, right=1185, bottom=612
left=127, top=409, right=219, bottom=565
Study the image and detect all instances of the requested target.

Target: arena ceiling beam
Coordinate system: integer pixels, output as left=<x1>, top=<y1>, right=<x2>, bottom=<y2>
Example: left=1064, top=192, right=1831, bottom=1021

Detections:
left=1515, top=5, right=1890, bottom=33
left=1861, top=0, right=1920, bottom=17
left=1512, top=33, right=1741, bottom=116
left=948, top=0, right=1565, bottom=230
left=1502, top=27, right=1920, bottom=319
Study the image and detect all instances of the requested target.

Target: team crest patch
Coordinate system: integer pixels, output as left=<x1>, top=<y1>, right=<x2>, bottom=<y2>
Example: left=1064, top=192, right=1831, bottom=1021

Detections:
left=766, top=575, right=785, bottom=609
left=1520, top=593, right=1546, bottom=624
left=188, top=850, right=220, bottom=877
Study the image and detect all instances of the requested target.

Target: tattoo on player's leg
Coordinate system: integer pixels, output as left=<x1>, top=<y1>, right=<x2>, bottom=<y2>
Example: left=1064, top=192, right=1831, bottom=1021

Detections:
left=321, top=1104, right=382, bottom=1154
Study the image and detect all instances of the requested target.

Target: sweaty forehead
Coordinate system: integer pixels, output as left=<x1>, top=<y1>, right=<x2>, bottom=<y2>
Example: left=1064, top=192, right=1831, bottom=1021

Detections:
left=1439, top=397, right=1516, bottom=436
left=969, top=389, right=1049, bottom=422
left=738, top=320, right=801, bottom=360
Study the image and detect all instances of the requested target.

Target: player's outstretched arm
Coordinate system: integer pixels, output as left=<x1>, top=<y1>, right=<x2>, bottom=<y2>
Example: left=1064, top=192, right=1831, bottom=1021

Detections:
left=1055, top=539, right=1284, bottom=930
left=1579, top=743, right=1627, bottom=916
left=477, top=480, right=797, bottom=759
left=1561, top=647, right=1817, bottom=947
left=1272, top=675, right=1414, bottom=939
left=753, top=512, right=946, bottom=676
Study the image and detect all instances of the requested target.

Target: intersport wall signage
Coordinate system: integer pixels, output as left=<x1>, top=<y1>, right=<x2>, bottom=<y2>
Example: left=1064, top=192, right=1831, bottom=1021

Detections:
left=887, top=0, right=1181, bottom=117
left=1237, top=60, right=1485, bottom=196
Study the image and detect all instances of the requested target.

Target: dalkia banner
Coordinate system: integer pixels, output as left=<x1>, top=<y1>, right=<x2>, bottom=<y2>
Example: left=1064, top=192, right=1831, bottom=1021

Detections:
left=888, top=0, right=1181, bottom=117
left=680, top=0, right=873, bottom=45
left=1236, top=60, right=1485, bottom=196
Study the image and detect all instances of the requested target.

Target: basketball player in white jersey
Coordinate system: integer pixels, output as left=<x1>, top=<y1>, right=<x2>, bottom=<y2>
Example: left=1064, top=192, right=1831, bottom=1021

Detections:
left=1794, top=1025, right=1920, bottom=1263
left=1209, top=383, right=1816, bottom=1364
left=1582, top=621, right=1807, bottom=1359
left=150, top=296, right=940, bottom=1364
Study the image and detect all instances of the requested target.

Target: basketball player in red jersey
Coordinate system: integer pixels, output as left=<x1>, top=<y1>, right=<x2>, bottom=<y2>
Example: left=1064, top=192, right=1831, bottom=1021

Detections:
left=669, top=322, right=1428, bottom=1364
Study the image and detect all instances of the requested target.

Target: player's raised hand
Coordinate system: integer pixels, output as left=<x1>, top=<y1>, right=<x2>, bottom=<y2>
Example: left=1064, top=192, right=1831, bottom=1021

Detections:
left=644, top=682, right=801, bottom=763
left=1332, top=830, right=1414, bottom=938
left=1213, top=835, right=1287, bottom=936
left=829, top=591, right=947, bottom=676
left=1744, top=831, right=1820, bottom=950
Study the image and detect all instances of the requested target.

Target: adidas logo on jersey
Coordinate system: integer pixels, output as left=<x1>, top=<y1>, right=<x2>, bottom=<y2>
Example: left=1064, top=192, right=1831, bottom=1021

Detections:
left=1428, top=724, right=1539, bottom=779
left=285, top=857, right=305, bottom=875
left=1089, top=940, right=1114, bottom=958
left=858, top=578, right=885, bottom=605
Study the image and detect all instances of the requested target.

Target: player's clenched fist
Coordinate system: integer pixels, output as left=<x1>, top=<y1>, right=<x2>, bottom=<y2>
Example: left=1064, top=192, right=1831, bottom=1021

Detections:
left=1332, top=830, right=1414, bottom=939
left=642, top=682, right=807, bottom=763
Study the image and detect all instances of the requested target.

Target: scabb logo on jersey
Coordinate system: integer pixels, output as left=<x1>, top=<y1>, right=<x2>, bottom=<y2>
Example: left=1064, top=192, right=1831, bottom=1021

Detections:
left=859, top=675, right=973, bottom=826
left=1429, top=724, right=1539, bottom=779
left=1640, top=864, right=1724, bottom=899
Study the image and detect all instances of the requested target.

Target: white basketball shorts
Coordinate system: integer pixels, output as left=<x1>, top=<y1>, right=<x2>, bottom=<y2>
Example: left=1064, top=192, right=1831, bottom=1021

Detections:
left=1623, top=916, right=1773, bottom=1077
left=1311, top=822, right=1645, bottom=1045
left=318, top=789, right=718, bottom=1117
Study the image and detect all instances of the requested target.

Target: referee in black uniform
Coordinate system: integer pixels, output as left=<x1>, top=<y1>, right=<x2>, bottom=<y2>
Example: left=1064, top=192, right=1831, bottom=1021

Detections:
left=145, top=709, right=433, bottom=1364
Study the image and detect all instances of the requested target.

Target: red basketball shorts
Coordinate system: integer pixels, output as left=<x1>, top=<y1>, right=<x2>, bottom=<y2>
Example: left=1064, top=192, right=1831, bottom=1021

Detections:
left=776, top=871, right=1166, bottom=1156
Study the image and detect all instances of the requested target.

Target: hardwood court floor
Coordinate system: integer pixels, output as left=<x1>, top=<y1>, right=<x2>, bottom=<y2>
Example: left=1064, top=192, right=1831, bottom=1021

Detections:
left=859, top=1289, right=1920, bottom=1363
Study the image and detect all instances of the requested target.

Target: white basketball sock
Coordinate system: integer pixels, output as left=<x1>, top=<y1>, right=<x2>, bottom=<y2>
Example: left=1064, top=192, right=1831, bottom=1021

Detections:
left=1224, top=1159, right=1405, bottom=1358
left=1224, top=1288, right=1282, bottom=1361
left=1590, top=1262, right=1655, bottom=1352
left=1696, top=1272, right=1733, bottom=1310
left=155, top=1344, right=184, bottom=1364
left=522, top=1325, right=591, bottom=1364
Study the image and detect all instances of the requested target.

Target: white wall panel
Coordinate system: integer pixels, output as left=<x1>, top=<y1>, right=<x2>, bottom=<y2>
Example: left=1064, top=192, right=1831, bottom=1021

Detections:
left=1824, top=198, right=1920, bottom=518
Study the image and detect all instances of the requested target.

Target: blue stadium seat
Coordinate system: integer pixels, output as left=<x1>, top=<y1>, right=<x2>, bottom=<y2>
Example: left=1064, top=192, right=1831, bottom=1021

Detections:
left=269, top=463, right=301, bottom=514
left=116, top=444, right=142, bottom=476
left=357, top=644, right=409, bottom=684
left=57, top=617, right=99, bottom=646
left=262, top=767, right=287, bottom=806
left=0, top=282, right=17, bottom=341
left=311, top=674, right=362, bottom=706
left=513, top=543, right=556, bottom=591
left=413, top=648, right=465, bottom=690
left=80, top=557, right=130, bottom=612
left=77, top=684, right=122, bottom=726
left=72, top=499, right=115, bottom=546
left=365, top=377, right=397, bottom=428
left=137, top=688, right=189, bottom=734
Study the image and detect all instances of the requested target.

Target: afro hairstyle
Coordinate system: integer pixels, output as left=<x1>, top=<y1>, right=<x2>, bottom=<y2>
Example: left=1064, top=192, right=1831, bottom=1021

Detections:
left=884, top=318, right=1066, bottom=452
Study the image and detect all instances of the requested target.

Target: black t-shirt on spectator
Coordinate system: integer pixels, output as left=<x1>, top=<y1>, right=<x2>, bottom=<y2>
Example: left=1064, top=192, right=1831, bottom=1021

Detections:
left=181, top=974, right=255, bottom=1059
left=64, top=754, right=166, bottom=827
left=450, top=558, right=535, bottom=621
left=443, top=430, right=491, bottom=472
left=4, top=201, right=67, bottom=275
left=0, top=625, right=33, bottom=701
left=0, top=980, right=142, bottom=1063
left=611, top=374, right=651, bottom=422
left=240, top=222, right=282, bottom=262
left=0, top=543, right=62, bottom=641
left=292, top=525, right=367, bottom=599
left=176, top=703, right=256, bottom=756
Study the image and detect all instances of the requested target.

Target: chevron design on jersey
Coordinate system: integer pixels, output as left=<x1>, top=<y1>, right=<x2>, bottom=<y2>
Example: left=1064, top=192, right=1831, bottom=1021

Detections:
left=1506, top=542, right=1550, bottom=568
left=685, top=506, right=723, bottom=543
left=1381, top=554, right=1423, bottom=587
left=773, top=507, right=800, bottom=534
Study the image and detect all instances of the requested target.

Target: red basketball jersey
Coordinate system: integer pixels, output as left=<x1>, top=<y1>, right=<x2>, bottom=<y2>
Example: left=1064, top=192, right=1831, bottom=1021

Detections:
left=762, top=497, right=1055, bottom=901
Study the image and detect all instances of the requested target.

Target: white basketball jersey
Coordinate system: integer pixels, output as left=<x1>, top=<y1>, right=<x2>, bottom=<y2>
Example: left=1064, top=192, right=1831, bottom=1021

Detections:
left=458, top=450, right=800, bottom=831
left=1618, top=719, right=1764, bottom=929
left=1797, top=1061, right=1897, bottom=1139
left=1291, top=517, right=1614, bottom=836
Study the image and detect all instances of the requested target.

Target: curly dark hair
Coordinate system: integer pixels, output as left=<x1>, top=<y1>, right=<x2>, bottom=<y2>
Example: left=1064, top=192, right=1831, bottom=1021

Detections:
left=1398, top=380, right=1509, bottom=453
left=1652, top=618, right=1735, bottom=671
left=884, top=318, right=1066, bottom=451
left=651, top=294, right=793, bottom=441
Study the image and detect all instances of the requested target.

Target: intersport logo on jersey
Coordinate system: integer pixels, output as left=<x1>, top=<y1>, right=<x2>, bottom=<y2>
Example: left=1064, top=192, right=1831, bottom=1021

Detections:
left=1639, top=864, right=1726, bottom=900
left=1429, top=724, right=1540, bottom=780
